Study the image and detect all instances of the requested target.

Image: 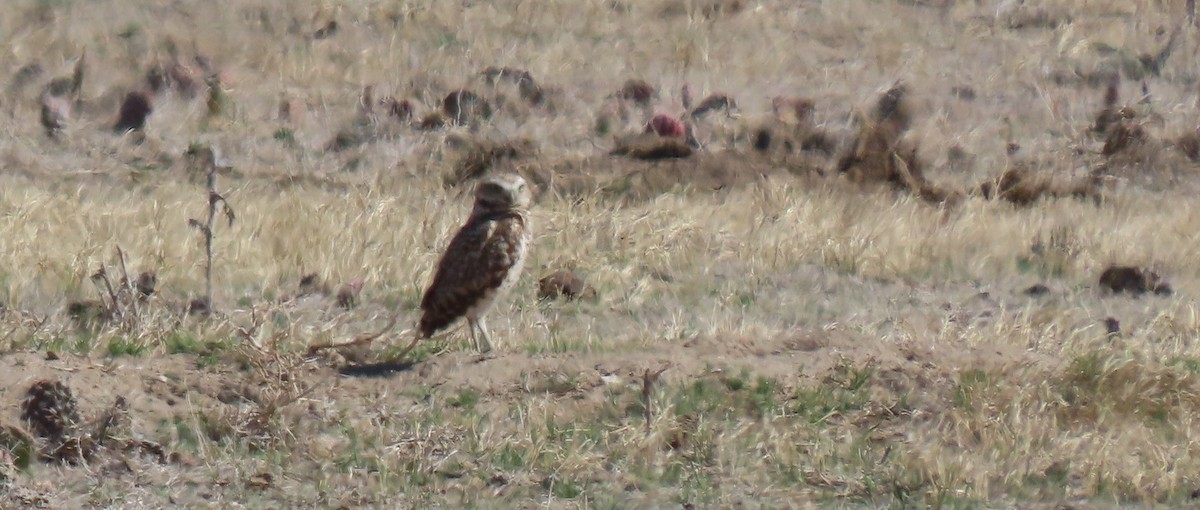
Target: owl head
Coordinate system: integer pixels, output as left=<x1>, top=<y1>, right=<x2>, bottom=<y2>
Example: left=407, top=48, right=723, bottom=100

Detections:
left=474, top=173, right=531, bottom=213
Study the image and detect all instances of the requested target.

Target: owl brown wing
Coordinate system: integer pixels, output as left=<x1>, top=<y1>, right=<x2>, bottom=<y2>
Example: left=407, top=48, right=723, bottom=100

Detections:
left=419, top=215, right=524, bottom=337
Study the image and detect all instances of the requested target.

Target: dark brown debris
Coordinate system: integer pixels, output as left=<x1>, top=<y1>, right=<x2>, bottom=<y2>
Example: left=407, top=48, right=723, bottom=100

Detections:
left=1098, top=265, right=1172, bottom=296
left=478, top=67, right=548, bottom=107
left=186, top=298, right=212, bottom=316
left=700, top=0, right=746, bottom=18
left=113, top=90, right=153, bottom=134
left=836, top=83, right=921, bottom=189
left=1024, top=284, right=1051, bottom=296
left=538, top=270, right=596, bottom=301
left=278, top=97, right=303, bottom=123
left=1103, top=317, right=1121, bottom=336
left=688, top=94, right=738, bottom=119
left=336, top=279, right=364, bottom=309
left=383, top=97, right=414, bottom=120
left=616, top=79, right=657, bottom=107
left=324, top=129, right=364, bottom=152
left=417, top=112, right=450, bottom=131
left=752, top=129, right=773, bottom=152
left=1091, top=76, right=1122, bottom=136
left=1176, top=130, right=1200, bottom=162
left=313, top=20, right=338, bottom=39
left=66, top=300, right=110, bottom=327
left=1101, top=120, right=1148, bottom=157
left=480, top=66, right=534, bottom=86
left=978, top=165, right=1102, bottom=206
left=146, top=61, right=200, bottom=98
left=21, top=380, right=80, bottom=441
left=297, top=273, right=328, bottom=297
left=442, top=89, right=492, bottom=125
left=950, top=86, right=976, bottom=101
left=134, top=271, right=157, bottom=299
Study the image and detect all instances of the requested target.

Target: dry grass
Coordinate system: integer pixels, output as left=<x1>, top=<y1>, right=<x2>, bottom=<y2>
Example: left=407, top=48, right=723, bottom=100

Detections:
left=3, top=0, right=1200, bottom=508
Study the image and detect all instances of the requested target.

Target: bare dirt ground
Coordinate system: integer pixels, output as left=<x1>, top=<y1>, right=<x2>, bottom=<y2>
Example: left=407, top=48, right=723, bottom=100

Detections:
left=4, top=0, right=1200, bottom=508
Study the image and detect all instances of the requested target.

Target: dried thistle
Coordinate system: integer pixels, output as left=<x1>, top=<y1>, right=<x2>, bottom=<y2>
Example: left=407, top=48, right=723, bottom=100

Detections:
left=186, top=145, right=236, bottom=314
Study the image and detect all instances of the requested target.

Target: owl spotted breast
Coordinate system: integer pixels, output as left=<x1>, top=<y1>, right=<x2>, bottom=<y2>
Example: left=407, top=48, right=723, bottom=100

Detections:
left=418, top=173, right=532, bottom=353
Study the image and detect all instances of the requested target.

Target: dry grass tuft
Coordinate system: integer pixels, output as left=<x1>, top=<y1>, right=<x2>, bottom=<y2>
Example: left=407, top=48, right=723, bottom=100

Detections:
left=447, top=135, right=539, bottom=185
left=610, top=132, right=695, bottom=160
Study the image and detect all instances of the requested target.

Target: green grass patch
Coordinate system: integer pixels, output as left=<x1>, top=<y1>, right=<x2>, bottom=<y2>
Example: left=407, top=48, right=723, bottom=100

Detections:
left=106, top=337, right=148, bottom=357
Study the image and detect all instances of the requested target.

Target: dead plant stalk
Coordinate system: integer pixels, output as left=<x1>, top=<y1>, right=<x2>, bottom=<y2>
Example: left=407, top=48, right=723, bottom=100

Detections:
left=188, top=148, right=235, bottom=312
left=642, top=364, right=669, bottom=437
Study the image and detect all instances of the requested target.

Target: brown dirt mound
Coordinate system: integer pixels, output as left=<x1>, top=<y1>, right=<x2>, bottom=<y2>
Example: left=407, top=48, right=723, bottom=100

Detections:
left=1098, top=265, right=1172, bottom=296
left=835, top=83, right=960, bottom=205
left=978, top=164, right=1103, bottom=206
left=610, top=133, right=694, bottom=160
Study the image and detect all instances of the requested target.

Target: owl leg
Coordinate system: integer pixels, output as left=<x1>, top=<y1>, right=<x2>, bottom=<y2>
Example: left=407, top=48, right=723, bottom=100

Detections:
left=475, top=316, right=494, bottom=353
left=466, top=318, right=480, bottom=351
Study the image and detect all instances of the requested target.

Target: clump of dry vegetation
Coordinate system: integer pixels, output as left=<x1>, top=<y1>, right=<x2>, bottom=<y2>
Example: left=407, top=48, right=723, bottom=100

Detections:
left=835, top=82, right=960, bottom=204
left=4, top=0, right=1200, bottom=507
left=1099, top=265, right=1173, bottom=296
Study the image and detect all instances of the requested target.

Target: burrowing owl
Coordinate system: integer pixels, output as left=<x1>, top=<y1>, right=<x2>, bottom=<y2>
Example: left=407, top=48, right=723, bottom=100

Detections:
left=418, top=173, right=532, bottom=353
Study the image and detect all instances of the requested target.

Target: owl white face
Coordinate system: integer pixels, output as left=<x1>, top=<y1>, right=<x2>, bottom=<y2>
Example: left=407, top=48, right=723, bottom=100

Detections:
left=475, top=174, right=532, bottom=212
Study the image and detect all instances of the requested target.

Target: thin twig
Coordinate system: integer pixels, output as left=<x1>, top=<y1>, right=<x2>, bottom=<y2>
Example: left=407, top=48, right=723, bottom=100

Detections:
left=642, top=363, right=670, bottom=437
left=115, top=245, right=138, bottom=318
left=234, top=307, right=267, bottom=351
left=204, top=163, right=217, bottom=309
left=188, top=146, right=234, bottom=315
left=91, top=267, right=121, bottom=319
left=304, top=312, right=400, bottom=357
